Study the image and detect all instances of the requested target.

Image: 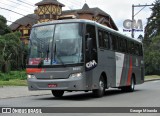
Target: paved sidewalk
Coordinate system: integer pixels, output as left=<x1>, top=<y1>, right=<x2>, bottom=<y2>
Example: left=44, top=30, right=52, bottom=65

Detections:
left=0, top=78, right=160, bottom=99
left=0, top=86, right=51, bottom=99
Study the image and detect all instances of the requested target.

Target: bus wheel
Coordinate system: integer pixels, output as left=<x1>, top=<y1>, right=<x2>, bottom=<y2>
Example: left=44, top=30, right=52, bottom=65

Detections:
left=127, top=76, right=135, bottom=92
left=121, top=76, right=135, bottom=92
left=51, top=90, right=64, bottom=98
left=92, top=75, right=105, bottom=97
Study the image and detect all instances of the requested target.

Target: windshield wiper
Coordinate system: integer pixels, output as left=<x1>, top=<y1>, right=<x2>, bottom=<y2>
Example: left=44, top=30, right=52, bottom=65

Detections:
left=54, top=42, right=66, bottom=67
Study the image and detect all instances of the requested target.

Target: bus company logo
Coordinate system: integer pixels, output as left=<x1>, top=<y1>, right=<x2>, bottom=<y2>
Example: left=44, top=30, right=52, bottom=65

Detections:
left=2, top=108, right=12, bottom=113
left=123, top=19, right=143, bottom=32
left=86, top=60, right=97, bottom=70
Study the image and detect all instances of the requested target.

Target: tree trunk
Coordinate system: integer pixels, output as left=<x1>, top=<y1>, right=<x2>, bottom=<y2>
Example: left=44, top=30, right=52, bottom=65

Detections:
left=1, top=61, right=10, bottom=73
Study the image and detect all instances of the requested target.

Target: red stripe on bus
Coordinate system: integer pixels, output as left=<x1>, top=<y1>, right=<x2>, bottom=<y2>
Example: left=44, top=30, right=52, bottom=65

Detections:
left=120, top=57, right=125, bottom=86
left=127, top=57, right=132, bottom=85
left=26, top=68, right=43, bottom=73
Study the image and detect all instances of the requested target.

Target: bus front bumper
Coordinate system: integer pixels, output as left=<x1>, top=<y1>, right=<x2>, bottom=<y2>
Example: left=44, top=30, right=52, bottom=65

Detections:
left=27, top=74, right=89, bottom=91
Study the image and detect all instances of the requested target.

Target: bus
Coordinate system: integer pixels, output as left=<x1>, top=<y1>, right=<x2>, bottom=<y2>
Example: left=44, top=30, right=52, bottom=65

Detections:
left=27, top=19, right=144, bottom=97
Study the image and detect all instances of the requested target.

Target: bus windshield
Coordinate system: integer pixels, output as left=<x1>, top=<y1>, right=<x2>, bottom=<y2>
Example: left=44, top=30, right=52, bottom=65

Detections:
left=28, top=23, right=83, bottom=66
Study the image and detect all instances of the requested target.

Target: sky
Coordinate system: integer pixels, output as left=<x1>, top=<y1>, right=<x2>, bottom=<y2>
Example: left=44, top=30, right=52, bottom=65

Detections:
left=0, top=0, right=155, bottom=38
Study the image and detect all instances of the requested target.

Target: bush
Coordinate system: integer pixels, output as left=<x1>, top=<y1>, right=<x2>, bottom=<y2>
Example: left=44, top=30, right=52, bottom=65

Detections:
left=0, top=73, right=9, bottom=81
left=0, top=70, right=27, bottom=81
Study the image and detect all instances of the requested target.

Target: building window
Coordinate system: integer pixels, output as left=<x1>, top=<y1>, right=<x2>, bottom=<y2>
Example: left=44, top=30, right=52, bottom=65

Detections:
left=45, top=14, right=50, bottom=19
left=23, top=29, right=28, bottom=36
left=39, top=15, right=44, bottom=19
left=52, top=15, right=57, bottom=19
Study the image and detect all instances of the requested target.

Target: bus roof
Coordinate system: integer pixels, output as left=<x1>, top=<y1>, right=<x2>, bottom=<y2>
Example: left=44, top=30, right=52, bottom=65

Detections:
left=33, top=19, right=141, bottom=43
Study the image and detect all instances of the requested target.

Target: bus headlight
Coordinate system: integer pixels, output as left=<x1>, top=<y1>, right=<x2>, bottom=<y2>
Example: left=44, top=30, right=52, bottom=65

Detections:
left=69, top=73, right=82, bottom=78
left=27, top=74, right=36, bottom=79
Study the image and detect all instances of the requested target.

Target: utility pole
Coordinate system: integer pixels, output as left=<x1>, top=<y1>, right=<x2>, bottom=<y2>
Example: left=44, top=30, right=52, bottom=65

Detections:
left=132, top=5, right=134, bottom=38
left=131, top=4, right=154, bottom=38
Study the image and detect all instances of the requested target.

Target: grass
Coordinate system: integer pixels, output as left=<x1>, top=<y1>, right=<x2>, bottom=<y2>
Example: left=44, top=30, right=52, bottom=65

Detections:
left=0, top=70, right=26, bottom=81
left=145, top=75, right=160, bottom=80
left=0, top=70, right=27, bottom=86
left=0, top=79, right=27, bottom=86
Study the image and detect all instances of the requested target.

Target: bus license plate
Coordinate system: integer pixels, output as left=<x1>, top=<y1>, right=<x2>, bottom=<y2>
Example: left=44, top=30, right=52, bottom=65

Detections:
left=48, top=84, right=57, bottom=88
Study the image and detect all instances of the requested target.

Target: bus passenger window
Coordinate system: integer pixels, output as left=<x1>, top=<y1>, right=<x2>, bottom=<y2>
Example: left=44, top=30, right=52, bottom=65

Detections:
left=98, top=30, right=110, bottom=49
left=131, top=42, right=135, bottom=55
left=123, top=39, right=127, bottom=53
left=119, top=38, right=127, bottom=53
left=140, top=45, right=143, bottom=56
left=110, top=34, right=117, bottom=51
left=104, top=32, right=110, bottom=49
left=117, top=37, right=120, bottom=52
left=128, top=41, right=132, bottom=54
left=98, top=30, right=103, bottom=48
left=135, top=44, right=139, bottom=56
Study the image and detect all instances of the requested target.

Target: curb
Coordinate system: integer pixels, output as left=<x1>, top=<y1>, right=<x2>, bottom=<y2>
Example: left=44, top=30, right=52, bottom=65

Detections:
left=0, top=93, right=51, bottom=99
left=144, top=79, right=160, bottom=82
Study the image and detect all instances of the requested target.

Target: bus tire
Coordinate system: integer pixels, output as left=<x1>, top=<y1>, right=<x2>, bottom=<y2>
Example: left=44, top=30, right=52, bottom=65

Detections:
left=121, top=76, right=135, bottom=92
left=51, top=90, right=64, bottom=98
left=127, top=76, right=135, bottom=92
left=92, top=75, right=105, bottom=97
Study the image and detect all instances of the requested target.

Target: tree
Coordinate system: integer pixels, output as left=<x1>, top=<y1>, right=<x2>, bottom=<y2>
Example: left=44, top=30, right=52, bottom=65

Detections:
left=0, top=32, right=21, bottom=73
left=144, top=0, right=160, bottom=75
left=144, top=34, right=160, bottom=75
left=0, top=15, right=11, bottom=35
left=144, top=0, right=160, bottom=46
left=0, top=15, right=28, bottom=73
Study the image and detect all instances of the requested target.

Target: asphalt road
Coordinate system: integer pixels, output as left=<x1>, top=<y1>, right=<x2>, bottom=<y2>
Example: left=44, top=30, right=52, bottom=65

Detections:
left=0, top=80, right=160, bottom=116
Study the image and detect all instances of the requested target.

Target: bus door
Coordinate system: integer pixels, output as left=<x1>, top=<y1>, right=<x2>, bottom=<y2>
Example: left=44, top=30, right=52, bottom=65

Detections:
left=85, top=24, right=98, bottom=89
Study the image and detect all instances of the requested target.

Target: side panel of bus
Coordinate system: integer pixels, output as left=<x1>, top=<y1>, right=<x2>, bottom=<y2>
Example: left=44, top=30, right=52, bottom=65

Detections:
left=91, top=24, right=144, bottom=89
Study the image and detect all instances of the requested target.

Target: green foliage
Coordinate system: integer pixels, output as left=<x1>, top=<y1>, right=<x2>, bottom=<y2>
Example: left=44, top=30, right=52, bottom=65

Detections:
left=0, top=15, right=28, bottom=73
left=144, top=0, right=160, bottom=75
left=0, top=71, right=27, bottom=81
left=0, top=79, right=27, bottom=86
left=0, top=15, right=7, bottom=24
left=144, top=0, right=160, bottom=46
left=0, top=31, right=21, bottom=73
left=0, top=15, right=11, bottom=35
left=144, top=35, right=160, bottom=75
